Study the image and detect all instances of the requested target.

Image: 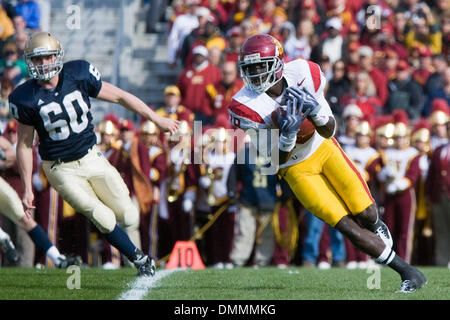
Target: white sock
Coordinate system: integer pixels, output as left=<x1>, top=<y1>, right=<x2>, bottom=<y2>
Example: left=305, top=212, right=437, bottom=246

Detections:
left=0, top=227, right=9, bottom=241
left=375, top=245, right=395, bottom=265
left=46, top=246, right=63, bottom=265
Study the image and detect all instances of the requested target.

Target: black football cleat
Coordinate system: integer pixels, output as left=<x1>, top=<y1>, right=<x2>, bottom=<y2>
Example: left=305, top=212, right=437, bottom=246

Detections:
left=133, top=250, right=156, bottom=277
left=397, top=268, right=427, bottom=293
left=56, top=255, right=82, bottom=268
left=1, top=237, right=19, bottom=263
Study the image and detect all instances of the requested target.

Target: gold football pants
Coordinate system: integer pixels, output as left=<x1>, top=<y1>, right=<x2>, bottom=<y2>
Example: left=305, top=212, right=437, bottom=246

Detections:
left=279, top=138, right=374, bottom=227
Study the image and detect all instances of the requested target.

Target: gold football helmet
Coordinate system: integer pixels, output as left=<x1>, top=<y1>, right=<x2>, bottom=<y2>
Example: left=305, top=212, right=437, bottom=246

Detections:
left=24, top=31, right=64, bottom=80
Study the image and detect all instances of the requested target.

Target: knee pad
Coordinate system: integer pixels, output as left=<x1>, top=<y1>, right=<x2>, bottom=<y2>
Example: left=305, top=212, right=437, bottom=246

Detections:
left=116, top=200, right=140, bottom=229
left=91, top=203, right=117, bottom=233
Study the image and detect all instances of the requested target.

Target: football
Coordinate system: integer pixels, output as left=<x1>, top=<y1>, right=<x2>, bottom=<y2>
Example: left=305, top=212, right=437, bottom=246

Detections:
left=271, top=107, right=316, bottom=144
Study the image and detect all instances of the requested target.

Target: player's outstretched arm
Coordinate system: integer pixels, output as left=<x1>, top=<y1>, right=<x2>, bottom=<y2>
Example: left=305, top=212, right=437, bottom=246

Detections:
left=97, top=81, right=180, bottom=134
left=16, top=122, right=36, bottom=218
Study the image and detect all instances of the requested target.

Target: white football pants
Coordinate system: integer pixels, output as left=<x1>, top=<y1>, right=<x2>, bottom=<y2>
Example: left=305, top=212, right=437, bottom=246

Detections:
left=42, top=145, right=139, bottom=234
left=0, top=176, right=25, bottom=223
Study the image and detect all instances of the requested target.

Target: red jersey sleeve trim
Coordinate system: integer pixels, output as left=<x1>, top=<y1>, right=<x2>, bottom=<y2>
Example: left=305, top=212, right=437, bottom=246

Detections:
left=228, top=100, right=265, bottom=124
left=307, top=60, right=321, bottom=92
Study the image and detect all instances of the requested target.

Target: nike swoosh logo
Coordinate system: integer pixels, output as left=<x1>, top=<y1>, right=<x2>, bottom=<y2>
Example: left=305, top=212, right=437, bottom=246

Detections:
left=297, top=78, right=305, bottom=87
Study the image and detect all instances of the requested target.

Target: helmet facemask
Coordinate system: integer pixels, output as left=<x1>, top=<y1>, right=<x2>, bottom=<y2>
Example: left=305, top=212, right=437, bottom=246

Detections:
left=239, top=55, right=283, bottom=93
left=25, top=48, right=64, bottom=81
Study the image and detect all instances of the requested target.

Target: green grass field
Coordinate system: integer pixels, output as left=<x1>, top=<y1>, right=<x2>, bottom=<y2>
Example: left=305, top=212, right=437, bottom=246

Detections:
left=0, top=266, right=448, bottom=300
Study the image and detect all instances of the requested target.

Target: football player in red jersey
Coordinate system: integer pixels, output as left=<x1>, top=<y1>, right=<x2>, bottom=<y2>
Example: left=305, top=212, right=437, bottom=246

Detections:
left=228, top=34, right=426, bottom=292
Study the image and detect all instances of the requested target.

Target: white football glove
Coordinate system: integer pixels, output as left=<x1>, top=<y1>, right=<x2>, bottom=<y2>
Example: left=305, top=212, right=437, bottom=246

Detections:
left=278, top=98, right=305, bottom=152
left=285, top=86, right=321, bottom=117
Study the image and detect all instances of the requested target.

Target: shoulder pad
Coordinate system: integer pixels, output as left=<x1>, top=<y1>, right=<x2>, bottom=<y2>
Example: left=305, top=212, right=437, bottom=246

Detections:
left=228, top=99, right=266, bottom=130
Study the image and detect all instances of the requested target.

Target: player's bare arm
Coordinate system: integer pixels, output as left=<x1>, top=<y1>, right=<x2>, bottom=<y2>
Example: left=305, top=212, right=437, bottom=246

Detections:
left=96, top=81, right=179, bottom=135
left=313, top=116, right=335, bottom=138
left=278, top=149, right=293, bottom=165
left=16, top=122, right=36, bottom=218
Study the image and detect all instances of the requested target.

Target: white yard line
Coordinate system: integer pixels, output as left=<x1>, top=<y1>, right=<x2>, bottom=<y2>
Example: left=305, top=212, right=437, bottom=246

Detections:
left=118, top=269, right=179, bottom=300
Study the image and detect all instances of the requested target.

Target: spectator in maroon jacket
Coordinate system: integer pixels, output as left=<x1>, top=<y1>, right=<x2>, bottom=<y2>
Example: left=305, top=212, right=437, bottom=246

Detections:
left=207, top=60, right=243, bottom=119
left=358, top=45, right=389, bottom=107
left=176, top=45, right=222, bottom=126
left=377, top=24, right=408, bottom=61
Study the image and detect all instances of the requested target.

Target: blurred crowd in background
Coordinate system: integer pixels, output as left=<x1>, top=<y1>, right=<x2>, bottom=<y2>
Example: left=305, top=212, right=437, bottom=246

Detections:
left=0, top=0, right=449, bottom=270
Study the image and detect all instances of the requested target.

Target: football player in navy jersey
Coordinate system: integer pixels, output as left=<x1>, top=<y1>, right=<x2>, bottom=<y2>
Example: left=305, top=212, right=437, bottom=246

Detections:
left=10, top=32, right=179, bottom=276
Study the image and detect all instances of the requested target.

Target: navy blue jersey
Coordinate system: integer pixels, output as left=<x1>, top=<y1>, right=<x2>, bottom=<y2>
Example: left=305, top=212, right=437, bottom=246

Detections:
left=8, top=60, right=102, bottom=161
left=235, top=145, right=279, bottom=211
